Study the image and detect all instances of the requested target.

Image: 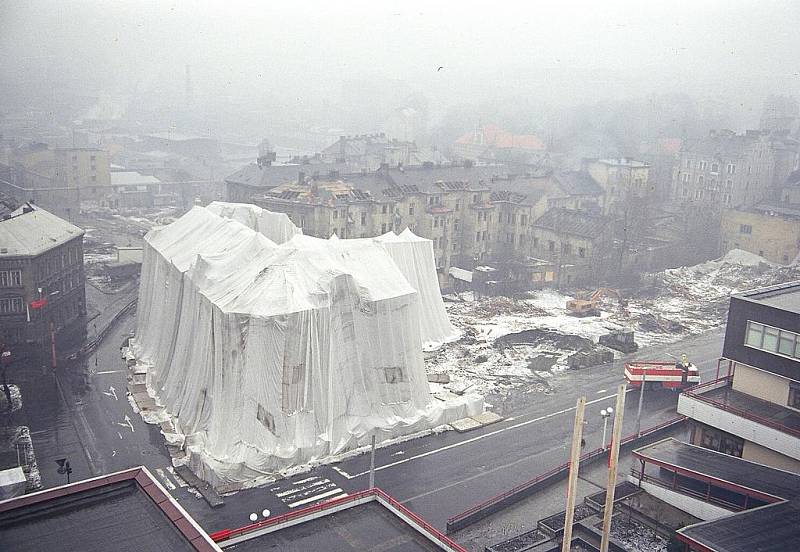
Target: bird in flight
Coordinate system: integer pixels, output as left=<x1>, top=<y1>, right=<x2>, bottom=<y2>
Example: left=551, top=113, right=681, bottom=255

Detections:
left=437, top=66, right=444, bottom=72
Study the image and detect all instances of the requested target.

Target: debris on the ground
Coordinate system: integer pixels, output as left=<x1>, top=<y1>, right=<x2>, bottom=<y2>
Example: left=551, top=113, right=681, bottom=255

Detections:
left=607, top=515, right=668, bottom=552
left=430, top=250, right=800, bottom=401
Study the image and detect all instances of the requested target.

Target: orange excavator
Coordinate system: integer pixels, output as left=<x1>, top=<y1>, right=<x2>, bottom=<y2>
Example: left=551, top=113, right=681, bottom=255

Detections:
left=566, top=288, right=628, bottom=317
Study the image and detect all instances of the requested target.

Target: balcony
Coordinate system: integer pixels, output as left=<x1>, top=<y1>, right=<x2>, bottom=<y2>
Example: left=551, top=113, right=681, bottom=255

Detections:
left=678, top=376, right=800, bottom=461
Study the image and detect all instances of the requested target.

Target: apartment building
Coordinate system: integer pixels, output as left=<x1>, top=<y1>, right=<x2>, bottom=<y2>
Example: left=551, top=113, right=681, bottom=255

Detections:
left=585, top=158, right=650, bottom=215
left=672, top=129, right=799, bottom=209
left=0, top=204, right=86, bottom=362
left=720, top=204, right=800, bottom=264
left=677, top=281, right=800, bottom=473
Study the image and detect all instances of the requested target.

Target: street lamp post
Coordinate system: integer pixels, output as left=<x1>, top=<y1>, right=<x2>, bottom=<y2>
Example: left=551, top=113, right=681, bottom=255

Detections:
left=600, top=407, right=613, bottom=450
left=635, top=373, right=646, bottom=437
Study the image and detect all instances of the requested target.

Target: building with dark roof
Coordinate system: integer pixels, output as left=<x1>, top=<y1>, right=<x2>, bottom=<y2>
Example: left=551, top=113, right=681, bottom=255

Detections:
left=209, top=487, right=465, bottom=552
left=631, top=438, right=800, bottom=552
left=0, top=466, right=221, bottom=552
left=678, top=281, right=800, bottom=474
left=0, top=204, right=86, bottom=360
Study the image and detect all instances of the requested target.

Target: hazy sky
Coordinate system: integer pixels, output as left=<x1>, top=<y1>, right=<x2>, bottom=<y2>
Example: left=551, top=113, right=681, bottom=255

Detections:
left=2, top=1, right=799, bottom=123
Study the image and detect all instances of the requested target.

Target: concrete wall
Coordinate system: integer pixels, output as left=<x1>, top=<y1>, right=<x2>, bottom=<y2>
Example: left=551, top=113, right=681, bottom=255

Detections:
left=721, top=209, right=800, bottom=265
left=742, top=440, right=800, bottom=473
left=732, top=363, right=790, bottom=406
left=630, top=477, right=732, bottom=521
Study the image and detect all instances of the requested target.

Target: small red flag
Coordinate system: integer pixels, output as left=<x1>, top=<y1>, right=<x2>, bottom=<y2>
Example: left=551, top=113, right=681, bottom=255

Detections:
left=30, top=298, right=47, bottom=309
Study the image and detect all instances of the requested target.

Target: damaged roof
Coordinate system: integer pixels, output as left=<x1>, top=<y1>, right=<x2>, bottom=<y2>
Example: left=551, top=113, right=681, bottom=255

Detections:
left=224, top=162, right=357, bottom=189
left=533, top=208, right=608, bottom=238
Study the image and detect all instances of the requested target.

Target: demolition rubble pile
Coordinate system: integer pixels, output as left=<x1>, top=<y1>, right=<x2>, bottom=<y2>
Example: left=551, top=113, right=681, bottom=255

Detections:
left=431, top=249, right=800, bottom=398
left=130, top=203, right=477, bottom=485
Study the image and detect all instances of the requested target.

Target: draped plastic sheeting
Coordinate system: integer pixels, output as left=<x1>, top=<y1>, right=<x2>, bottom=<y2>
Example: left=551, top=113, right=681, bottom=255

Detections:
left=207, top=202, right=459, bottom=348
left=132, top=206, right=480, bottom=484
left=205, top=201, right=302, bottom=245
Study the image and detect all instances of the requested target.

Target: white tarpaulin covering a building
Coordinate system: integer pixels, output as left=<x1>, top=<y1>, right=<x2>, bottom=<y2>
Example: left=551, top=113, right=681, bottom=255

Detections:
left=206, top=202, right=459, bottom=349
left=132, top=205, right=479, bottom=485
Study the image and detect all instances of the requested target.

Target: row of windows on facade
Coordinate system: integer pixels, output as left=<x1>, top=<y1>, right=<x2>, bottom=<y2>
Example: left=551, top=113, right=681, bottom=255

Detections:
left=680, top=174, right=739, bottom=188
left=685, top=160, right=739, bottom=174
left=36, top=247, right=82, bottom=281
left=744, top=320, right=800, bottom=409
left=681, top=187, right=733, bottom=204
left=745, top=320, right=800, bottom=360
left=0, top=270, right=22, bottom=288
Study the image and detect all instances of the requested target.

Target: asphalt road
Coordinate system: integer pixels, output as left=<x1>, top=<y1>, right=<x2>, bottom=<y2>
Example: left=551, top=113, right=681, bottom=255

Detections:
left=23, top=313, right=726, bottom=540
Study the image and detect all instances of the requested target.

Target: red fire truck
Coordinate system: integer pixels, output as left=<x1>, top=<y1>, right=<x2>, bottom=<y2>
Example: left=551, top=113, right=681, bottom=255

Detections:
left=624, top=356, right=700, bottom=390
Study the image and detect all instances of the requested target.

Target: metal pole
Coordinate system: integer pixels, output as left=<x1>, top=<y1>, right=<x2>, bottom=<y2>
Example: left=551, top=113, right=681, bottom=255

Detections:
left=635, top=374, right=646, bottom=437
left=368, top=435, right=376, bottom=489
left=561, top=396, right=586, bottom=552
left=602, top=417, right=609, bottom=450
left=600, top=385, right=627, bottom=552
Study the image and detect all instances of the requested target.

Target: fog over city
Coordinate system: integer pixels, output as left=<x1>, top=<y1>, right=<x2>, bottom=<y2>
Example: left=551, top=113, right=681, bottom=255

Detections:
left=3, top=1, right=800, bottom=143
left=3, top=3, right=800, bottom=552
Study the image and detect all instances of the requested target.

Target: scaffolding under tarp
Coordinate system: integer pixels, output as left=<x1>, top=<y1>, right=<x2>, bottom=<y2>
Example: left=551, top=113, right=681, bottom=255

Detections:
left=132, top=205, right=479, bottom=484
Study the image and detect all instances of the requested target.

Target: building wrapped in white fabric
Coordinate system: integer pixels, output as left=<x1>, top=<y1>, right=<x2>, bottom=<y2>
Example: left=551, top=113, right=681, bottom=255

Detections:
left=132, top=203, right=477, bottom=485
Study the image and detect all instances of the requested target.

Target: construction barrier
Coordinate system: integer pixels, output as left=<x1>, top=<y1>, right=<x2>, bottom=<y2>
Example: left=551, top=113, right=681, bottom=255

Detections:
left=445, top=416, right=686, bottom=533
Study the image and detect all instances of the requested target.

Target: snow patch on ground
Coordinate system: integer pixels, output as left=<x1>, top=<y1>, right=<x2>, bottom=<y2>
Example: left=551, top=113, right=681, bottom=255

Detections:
left=428, top=250, right=800, bottom=397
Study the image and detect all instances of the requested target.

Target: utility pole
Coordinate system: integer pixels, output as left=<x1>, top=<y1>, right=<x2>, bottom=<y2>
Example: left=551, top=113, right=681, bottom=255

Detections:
left=368, top=435, right=376, bottom=489
left=635, top=373, right=646, bottom=437
left=600, top=385, right=626, bottom=552
left=561, top=396, right=586, bottom=552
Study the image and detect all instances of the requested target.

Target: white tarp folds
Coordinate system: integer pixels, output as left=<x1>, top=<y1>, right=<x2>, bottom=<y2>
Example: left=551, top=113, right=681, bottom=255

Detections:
left=207, top=202, right=459, bottom=348
left=132, top=205, right=479, bottom=484
left=205, top=201, right=302, bottom=245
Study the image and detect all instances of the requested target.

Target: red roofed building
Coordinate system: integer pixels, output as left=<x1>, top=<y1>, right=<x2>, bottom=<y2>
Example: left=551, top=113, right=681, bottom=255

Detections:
left=453, top=124, right=547, bottom=163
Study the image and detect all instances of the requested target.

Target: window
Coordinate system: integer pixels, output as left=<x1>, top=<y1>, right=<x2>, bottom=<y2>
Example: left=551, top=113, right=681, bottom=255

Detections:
left=382, top=204, right=388, bottom=214
left=682, top=173, right=690, bottom=183
left=698, top=161, right=707, bottom=170
left=473, top=194, right=479, bottom=204
left=727, top=164, right=736, bottom=174
left=745, top=321, right=764, bottom=347
left=476, top=231, right=481, bottom=242
left=333, top=210, right=339, bottom=219
left=685, top=159, right=690, bottom=168
left=562, top=242, right=572, bottom=255
left=361, top=212, right=366, bottom=225
left=746, top=321, right=800, bottom=361
left=91, top=175, right=96, bottom=182
left=697, top=175, right=704, bottom=185
left=455, top=201, right=460, bottom=211
left=0, top=272, right=7, bottom=287
left=533, top=237, right=539, bottom=247
left=381, top=223, right=387, bottom=233
left=739, top=224, right=752, bottom=235
left=579, top=247, right=586, bottom=258
left=0, top=297, right=23, bottom=314
left=482, top=230, right=488, bottom=241
left=710, top=163, right=719, bottom=173
left=521, top=214, right=527, bottom=225
left=409, top=204, right=415, bottom=216
left=383, top=366, right=406, bottom=383
left=452, top=242, right=457, bottom=251
left=548, top=240, right=555, bottom=252
left=454, top=219, right=460, bottom=230
left=257, top=404, right=276, bottom=434
left=790, top=383, right=800, bottom=409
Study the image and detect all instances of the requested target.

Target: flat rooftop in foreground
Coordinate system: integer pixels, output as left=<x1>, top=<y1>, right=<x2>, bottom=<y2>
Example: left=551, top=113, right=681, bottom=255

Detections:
left=213, top=488, right=465, bottom=552
left=227, top=501, right=442, bottom=552
left=0, top=467, right=219, bottom=552
left=736, top=281, right=800, bottom=315
left=633, top=437, right=800, bottom=501
left=633, top=438, right=800, bottom=552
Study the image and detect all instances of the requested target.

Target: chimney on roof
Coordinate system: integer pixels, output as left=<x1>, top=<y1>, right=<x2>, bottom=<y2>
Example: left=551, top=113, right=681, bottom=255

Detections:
left=22, top=203, right=34, bottom=214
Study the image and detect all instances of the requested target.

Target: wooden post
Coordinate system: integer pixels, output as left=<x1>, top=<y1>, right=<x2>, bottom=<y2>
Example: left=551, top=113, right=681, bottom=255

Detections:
left=368, top=435, right=376, bottom=489
left=600, top=384, right=626, bottom=552
left=561, top=396, right=586, bottom=552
